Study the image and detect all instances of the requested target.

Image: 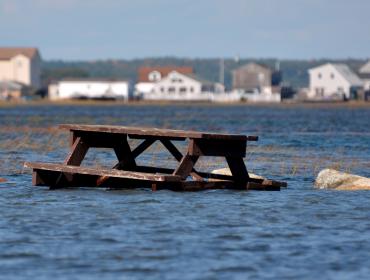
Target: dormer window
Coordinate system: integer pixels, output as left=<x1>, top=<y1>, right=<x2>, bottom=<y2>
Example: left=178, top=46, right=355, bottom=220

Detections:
left=331, top=73, right=335, bottom=79
left=148, top=71, right=161, bottom=82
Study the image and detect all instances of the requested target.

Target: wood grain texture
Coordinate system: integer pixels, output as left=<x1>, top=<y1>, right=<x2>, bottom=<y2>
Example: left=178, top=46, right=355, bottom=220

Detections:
left=59, top=124, right=254, bottom=141
left=24, top=162, right=182, bottom=182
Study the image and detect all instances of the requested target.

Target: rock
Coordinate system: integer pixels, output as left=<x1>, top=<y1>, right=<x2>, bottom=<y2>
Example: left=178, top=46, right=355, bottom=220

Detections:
left=315, top=169, right=370, bottom=190
left=211, top=168, right=265, bottom=180
left=0, top=177, right=7, bottom=183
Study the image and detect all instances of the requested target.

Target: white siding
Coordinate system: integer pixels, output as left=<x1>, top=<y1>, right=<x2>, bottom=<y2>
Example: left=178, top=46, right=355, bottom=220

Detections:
left=309, top=64, right=351, bottom=99
left=52, top=81, right=129, bottom=100
left=144, top=72, right=205, bottom=100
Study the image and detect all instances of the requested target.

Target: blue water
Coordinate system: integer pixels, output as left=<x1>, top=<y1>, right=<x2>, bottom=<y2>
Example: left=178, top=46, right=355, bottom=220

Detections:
left=1, top=104, right=370, bottom=279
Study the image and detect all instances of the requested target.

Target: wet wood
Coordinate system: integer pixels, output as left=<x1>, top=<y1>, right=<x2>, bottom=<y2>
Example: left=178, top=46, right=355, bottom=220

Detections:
left=226, top=157, right=250, bottom=186
left=64, top=137, right=89, bottom=166
left=173, top=155, right=199, bottom=180
left=25, top=124, right=286, bottom=192
left=189, top=139, right=246, bottom=157
left=131, top=139, right=156, bottom=158
left=25, top=162, right=182, bottom=182
left=160, top=139, right=203, bottom=181
left=59, top=124, right=253, bottom=141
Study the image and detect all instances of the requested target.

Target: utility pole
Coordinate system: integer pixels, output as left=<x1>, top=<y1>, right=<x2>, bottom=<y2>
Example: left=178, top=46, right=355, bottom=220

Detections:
left=219, top=58, right=224, bottom=87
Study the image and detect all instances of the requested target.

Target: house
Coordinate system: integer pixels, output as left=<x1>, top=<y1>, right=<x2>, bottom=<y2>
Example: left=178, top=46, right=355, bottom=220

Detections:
left=0, top=80, right=30, bottom=101
left=143, top=71, right=224, bottom=101
left=48, top=79, right=130, bottom=100
left=231, top=63, right=282, bottom=102
left=232, top=62, right=281, bottom=94
left=135, top=66, right=193, bottom=98
left=308, top=63, right=363, bottom=100
left=0, top=47, right=41, bottom=89
left=358, top=60, right=370, bottom=91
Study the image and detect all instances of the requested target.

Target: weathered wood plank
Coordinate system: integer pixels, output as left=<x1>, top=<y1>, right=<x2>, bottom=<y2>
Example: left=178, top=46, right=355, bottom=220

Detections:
left=64, top=137, right=89, bottom=166
left=173, top=155, right=199, bottom=180
left=160, top=139, right=204, bottom=180
left=24, top=162, right=182, bottom=182
left=59, top=124, right=252, bottom=141
left=113, top=137, right=136, bottom=169
left=188, top=139, right=246, bottom=157
left=226, top=157, right=249, bottom=186
left=246, top=182, right=280, bottom=191
left=131, top=139, right=156, bottom=158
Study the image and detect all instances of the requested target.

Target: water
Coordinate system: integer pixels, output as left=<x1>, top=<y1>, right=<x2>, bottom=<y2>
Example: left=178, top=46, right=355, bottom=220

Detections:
left=0, top=104, right=370, bottom=279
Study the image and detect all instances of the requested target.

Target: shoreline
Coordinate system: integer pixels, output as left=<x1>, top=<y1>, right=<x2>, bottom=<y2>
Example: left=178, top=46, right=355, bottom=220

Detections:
left=1, top=99, right=370, bottom=108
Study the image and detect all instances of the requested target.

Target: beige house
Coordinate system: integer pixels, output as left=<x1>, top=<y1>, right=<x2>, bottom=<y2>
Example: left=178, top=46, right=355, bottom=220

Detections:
left=0, top=47, right=41, bottom=89
left=232, top=63, right=273, bottom=93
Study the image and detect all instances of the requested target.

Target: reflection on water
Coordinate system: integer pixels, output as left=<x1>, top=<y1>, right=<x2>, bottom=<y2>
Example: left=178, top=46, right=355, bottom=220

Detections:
left=0, top=104, right=370, bottom=279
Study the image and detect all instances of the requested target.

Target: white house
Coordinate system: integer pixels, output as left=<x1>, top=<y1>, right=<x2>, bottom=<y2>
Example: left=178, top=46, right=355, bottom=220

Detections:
left=0, top=47, right=41, bottom=89
left=48, top=79, right=130, bottom=100
left=143, top=71, right=224, bottom=101
left=358, top=60, right=370, bottom=91
left=135, top=66, right=193, bottom=99
left=308, top=63, right=363, bottom=100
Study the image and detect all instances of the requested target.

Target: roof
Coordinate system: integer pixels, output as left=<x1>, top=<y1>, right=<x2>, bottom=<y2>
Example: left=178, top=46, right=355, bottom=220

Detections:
left=309, top=63, right=363, bottom=86
left=59, top=78, right=128, bottom=83
left=0, top=47, right=39, bottom=60
left=358, top=72, right=370, bottom=80
left=181, top=73, right=215, bottom=86
left=359, top=60, right=370, bottom=74
left=0, top=80, right=27, bottom=90
left=138, top=66, right=193, bottom=82
left=233, top=62, right=271, bottom=73
left=332, top=64, right=363, bottom=86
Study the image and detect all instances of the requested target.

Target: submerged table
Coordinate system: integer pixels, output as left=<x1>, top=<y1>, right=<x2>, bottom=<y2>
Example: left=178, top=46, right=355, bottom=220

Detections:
left=24, top=124, right=286, bottom=191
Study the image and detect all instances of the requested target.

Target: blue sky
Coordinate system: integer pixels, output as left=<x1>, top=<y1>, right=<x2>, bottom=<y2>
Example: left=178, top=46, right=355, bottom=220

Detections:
left=0, top=0, right=369, bottom=60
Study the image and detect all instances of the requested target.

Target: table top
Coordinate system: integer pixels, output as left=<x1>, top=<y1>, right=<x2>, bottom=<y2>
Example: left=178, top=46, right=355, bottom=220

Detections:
left=59, top=124, right=258, bottom=141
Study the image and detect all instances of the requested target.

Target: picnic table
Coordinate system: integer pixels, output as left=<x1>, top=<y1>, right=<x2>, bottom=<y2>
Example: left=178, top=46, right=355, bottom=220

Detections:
left=24, top=124, right=286, bottom=191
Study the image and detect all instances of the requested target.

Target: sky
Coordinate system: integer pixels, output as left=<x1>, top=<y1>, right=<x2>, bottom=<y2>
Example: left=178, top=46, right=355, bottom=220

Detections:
left=0, top=0, right=369, bottom=60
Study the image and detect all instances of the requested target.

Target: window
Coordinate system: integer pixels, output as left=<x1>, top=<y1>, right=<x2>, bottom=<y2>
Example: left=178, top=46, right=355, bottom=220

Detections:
left=331, top=73, right=335, bottom=79
left=168, top=87, right=175, bottom=93
left=179, top=87, right=187, bottom=93
left=190, top=87, right=194, bottom=93
left=318, top=73, right=322, bottom=79
left=160, top=87, right=164, bottom=93
left=148, top=71, right=161, bottom=82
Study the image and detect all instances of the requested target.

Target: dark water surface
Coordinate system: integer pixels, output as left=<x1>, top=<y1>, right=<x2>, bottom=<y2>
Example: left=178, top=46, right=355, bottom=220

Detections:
left=0, top=104, right=370, bottom=279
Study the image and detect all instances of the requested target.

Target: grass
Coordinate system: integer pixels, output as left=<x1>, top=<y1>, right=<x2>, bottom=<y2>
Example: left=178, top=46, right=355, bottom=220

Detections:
left=0, top=125, right=367, bottom=180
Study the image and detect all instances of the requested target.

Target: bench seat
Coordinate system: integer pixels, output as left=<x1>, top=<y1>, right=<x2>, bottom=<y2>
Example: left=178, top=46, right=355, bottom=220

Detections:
left=24, top=162, right=182, bottom=182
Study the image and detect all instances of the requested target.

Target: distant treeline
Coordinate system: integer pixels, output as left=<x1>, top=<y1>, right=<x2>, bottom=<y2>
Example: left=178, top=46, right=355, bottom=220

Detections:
left=41, top=58, right=368, bottom=90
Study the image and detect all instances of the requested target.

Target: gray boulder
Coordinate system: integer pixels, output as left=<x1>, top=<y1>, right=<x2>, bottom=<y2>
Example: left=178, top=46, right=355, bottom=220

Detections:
left=315, top=169, right=370, bottom=190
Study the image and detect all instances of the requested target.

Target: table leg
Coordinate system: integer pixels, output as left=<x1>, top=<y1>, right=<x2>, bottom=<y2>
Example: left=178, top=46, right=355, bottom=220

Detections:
left=64, top=137, right=89, bottom=166
left=226, top=157, right=250, bottom=187
left=113, top=136, right=136, bottom=170
left=161, top=139, right=203, bottom=181
left=174, top=155, right=199, bottom=180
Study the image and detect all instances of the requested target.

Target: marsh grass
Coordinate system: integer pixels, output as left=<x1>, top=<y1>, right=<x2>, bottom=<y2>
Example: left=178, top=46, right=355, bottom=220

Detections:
left=0, top=125, right=367, bottom=179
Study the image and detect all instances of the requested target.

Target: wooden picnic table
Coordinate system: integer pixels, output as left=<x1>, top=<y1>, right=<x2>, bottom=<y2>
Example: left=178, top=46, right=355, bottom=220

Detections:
left=24, top=124, right=286, bottom=191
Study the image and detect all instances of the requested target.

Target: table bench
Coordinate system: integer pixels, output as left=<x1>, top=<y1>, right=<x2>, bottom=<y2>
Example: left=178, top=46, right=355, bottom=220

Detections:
left=24, top=124, right=287, bottom=191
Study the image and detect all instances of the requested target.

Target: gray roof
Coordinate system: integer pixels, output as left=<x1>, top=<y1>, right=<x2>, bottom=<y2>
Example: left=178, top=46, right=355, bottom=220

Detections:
left=359, top=60, right=370, bottom=74
left=331, top=64, right=363, bottom=86
left=0, top=80, right=26, bottom=90
left=182, top=73, right=215, bottom=86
